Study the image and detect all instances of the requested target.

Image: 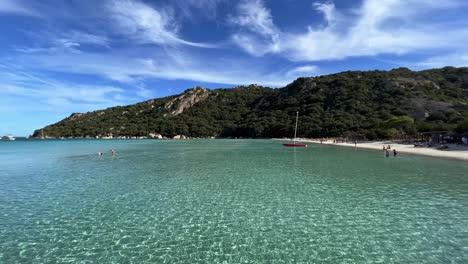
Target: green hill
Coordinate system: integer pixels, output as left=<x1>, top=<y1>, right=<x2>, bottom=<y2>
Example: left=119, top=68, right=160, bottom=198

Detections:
left=32, top=67, right=468, bottom=139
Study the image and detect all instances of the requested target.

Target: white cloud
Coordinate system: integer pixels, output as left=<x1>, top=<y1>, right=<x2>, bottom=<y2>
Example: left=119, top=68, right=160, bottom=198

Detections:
left=229, top=0, right=277, bottom=37
left=230, top=34, right=277, bottom=57
left=11, top=47, right=311, bottom=87
left=417, top=53, right=468, bottom=68
left=0, top=82, right=126, bottom=112
left=66, top=31, right=110, bottom=47
left=0, top=64, right=133, bottom=113
left=286, top=65, right=319, bottom=78
left=313, top=2, right=338, bottom=26
left=107, top=0, right=215, bottom=48
left=0, top=0, right=40, bottom=17
left=228, top=0, right=280, bottom=55
left=14, top=30, right=110, bottom=55
left=229, top=0, right=468, bottom=62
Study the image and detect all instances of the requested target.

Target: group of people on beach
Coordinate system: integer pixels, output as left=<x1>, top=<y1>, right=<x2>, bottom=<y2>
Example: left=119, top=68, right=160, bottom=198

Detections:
left=98, top=149, right=115, bottom=157
left=383, top=145, right=397, bottom=158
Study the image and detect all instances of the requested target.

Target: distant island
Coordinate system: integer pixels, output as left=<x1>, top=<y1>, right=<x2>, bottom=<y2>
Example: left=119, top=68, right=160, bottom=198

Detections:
left=33, top=67, right=468, bottom=140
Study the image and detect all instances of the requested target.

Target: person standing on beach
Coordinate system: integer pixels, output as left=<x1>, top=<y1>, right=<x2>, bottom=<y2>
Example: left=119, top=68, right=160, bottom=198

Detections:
left=383, top=145, right=386, bottom=152
left=393, top=149, right=397, bottom=157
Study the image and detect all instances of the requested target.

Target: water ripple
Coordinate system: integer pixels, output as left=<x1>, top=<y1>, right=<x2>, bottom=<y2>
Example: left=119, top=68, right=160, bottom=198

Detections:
left=1, top=140, right=467, bottom=263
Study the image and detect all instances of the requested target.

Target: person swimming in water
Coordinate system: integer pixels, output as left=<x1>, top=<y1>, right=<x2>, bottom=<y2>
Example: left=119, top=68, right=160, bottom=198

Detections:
left=393, top=149, right=397, bottom=157
left=385, top=149, right=390, bottom=158
left=98, top=151, right=103, bottom=157
left=110, top=149, right=115, bottom=156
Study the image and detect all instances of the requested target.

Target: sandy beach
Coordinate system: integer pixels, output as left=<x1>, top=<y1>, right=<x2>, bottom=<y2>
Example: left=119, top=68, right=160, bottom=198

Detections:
left=276, top=139, right=468, bottom=161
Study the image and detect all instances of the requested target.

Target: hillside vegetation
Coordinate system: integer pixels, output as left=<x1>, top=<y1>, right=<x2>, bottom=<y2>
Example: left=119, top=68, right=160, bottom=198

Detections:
left=33, top=67, right=468, bottom=139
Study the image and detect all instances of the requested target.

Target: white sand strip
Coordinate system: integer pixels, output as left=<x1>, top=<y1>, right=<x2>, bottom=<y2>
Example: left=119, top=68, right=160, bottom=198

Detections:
left=275, top=139, right=468, bottom=161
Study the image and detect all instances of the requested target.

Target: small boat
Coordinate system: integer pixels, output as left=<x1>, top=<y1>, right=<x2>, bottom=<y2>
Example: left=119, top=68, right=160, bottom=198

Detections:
left=283, top=112, right=307, bottom=147
left=1, top=135, right=16, bottom=141
left=283, top=143, right=307, bottom=147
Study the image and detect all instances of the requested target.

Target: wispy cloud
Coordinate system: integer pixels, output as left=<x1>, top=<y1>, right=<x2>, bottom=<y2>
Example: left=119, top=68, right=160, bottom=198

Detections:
left=417, top=53, right=468, bottom=68
left=65, top=31, right=110, bottom=47
left=0, top=64, right=136, bottom=113
left=286, top=65, right=319, bottom=78
left=107, top=0, right=216, bottom=48
left=228, top=0, right=468, bottom=64
left=0, top=0, right=40, bottom=17
left=312, top=2, right=339, bottom=27
left=15, top=45, right=318, bottom=87
left=14, top=29, right=110, bottom=55
left=229, top=0, right=280, bottom=56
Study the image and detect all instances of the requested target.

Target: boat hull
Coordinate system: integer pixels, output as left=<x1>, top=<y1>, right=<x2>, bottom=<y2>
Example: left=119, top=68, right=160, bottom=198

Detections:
left=283, top=143, right=308, bottom=147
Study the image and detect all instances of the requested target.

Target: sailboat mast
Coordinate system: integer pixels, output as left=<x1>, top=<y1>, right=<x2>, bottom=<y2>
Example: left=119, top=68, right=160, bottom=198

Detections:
left=282, top=111, right=307, bottom=147
left=293, top=111, right=298, bottom=143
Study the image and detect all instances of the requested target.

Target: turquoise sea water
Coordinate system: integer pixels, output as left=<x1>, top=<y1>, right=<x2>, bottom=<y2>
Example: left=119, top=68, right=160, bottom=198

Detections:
left=1, top=139, right=467, bottom=263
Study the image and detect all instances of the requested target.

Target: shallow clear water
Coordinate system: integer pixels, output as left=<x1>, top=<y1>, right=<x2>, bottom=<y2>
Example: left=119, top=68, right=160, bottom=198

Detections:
left=1, top=139, right=467, bottom=263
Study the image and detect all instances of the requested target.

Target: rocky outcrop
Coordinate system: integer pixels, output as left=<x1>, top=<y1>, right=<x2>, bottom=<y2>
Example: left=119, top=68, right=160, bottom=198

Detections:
left=68, top=113, right=84, bottom=120
left=164, top=87, right=210, bottom=116
left=149, top=133, right=163, bottom=139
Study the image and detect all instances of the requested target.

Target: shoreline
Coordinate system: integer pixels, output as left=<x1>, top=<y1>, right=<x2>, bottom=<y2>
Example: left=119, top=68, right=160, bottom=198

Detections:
left=275, top=138, right=468, bottom=162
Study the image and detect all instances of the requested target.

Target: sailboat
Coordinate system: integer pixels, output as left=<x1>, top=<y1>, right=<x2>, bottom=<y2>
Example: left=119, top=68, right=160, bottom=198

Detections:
left=283, top=112, right=308, bottom=147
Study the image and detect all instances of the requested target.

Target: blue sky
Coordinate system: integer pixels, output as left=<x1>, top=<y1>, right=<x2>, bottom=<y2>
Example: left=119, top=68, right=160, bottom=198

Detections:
left=1, top=0, right=468, bottom=136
